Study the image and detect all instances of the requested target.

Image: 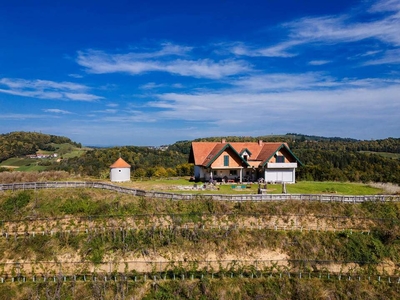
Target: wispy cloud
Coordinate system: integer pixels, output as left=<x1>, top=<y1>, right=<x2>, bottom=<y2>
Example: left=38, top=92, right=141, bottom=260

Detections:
left=100, top=111, right=157, bottom=123
left=232, top=0, right=400, bottom=58
left=0, top=78, right=103, bottom=101
left=106, top=103, right=119, bottom=108
left=309, top=60, right=331, bottom=65
left=76, top=44, right=251, bottom=79
left=68, top=73, right=84, bottom=78
left=140, top=82, right=166, bottom=89
left=369, top=0, right=400, bottom=12
left=230, top=41, right=300, bottom=58
left=92, top=108, right=118, bottom=114
left=231, top=73, right=338, bottom=91
left=1, top=113, right=57, bottom=120
left=284, top=12, right=400, bottom=46
left=43, top=108, right=73, bottom=114
left=363, top=48, right=400, bottom=65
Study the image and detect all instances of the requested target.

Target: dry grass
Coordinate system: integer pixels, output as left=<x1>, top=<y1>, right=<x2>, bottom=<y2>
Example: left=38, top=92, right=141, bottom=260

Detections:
left=368, top=182, right=400, bottom=194
left=0, top=171, right=80, bottom=183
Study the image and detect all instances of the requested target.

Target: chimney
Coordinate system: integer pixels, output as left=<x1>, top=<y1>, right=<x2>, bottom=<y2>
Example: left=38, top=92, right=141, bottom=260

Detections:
left=258, top=140, right=263, bottom=146
left=221, top=138, right=226, bottom=143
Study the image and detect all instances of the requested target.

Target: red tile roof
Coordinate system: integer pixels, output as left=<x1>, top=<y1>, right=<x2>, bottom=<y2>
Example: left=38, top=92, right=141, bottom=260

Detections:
left=110, top=157, right=131, bottom=168
left=190, top=141, right=294, bottom=167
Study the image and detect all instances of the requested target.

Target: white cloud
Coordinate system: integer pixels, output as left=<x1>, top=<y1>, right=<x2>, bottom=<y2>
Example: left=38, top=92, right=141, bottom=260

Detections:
left=76, top=47, right=251, bottom=79
left=369, top=0, right=400, bottom=12
left=106, top=103, right=119, bottom=107
left=140, top=82, right=166, bottom=89
left=68, top=73, right=84, bottom=78
left=43, top=109, right=72, bottom=114
left=172, top=83, right=184, bottom=88
left=231, top=41, right=300, bottom=58
left=308, top=60, right=331, bottom=65
left=0, top=78, right=87, bottom=91
left=232, top=73, right=337, bottom=91
left=145, top=84, right=400, bottom=133
left=363, top=48, right=400, bottom=65
left=0, top=78, right=103, bottom=101
left=232, top=0, right=400, bottom=58
left=92, top=108, right=118, bottom=114
left=100, top=112, right=157, bottom=123
left=64, top=92, right=103, bottom=101
left=284, top=12, right=400, bottom=46
left=1, top=113, right=57, bottom=120
left=127, top=42, right=193, bottom=59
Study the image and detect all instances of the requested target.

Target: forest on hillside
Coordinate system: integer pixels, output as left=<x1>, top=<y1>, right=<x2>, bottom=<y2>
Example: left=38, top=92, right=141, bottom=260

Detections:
left=0, top=132, right=399, bottom=184
left=0, top=131, right=81, bottom=162
left=53, top=134, right=400, bottom=184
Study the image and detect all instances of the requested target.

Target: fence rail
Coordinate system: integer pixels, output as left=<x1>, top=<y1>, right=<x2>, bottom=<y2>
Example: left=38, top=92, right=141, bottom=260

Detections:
left=0, top=181, right=399, bottom=202
left=1, top=271, right=400, bottom=285
left=0, top=258, right=399, bottom=285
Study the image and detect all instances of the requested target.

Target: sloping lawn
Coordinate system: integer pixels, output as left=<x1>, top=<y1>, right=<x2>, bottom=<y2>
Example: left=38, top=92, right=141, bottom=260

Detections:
left=285, top=181, right=383, bottom=195
left=123, top=179, right=385, bottom=195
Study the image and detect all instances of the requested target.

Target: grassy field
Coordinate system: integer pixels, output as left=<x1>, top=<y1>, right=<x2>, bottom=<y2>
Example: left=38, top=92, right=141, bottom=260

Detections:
left=0, top=143, right=88, bottom=171
left=359, top=151, right=400, bottom=159
left=0, top=157, right=37, bottom=167
left=0, top=157, right=53, bottom=171
left=123, top=178, right=386, bottom=195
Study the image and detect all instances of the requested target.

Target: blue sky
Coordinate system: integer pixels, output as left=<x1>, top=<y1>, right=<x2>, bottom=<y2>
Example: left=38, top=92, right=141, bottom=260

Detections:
left=0, top=0, right=399, bottom=146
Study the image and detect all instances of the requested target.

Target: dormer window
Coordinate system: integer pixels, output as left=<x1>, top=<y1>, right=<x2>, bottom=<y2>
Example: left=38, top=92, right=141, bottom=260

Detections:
left=243, top=155, right=248, bottom=161
left=276, top=155, right=285, bottom=163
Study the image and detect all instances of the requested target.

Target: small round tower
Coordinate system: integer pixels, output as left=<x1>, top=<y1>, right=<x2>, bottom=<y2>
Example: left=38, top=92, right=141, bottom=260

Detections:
left=109, top=157, right=131, bottom=182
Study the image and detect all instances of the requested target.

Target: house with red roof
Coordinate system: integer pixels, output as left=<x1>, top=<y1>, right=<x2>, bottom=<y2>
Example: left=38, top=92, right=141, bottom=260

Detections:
left=188, top=139, right=302, bottom=183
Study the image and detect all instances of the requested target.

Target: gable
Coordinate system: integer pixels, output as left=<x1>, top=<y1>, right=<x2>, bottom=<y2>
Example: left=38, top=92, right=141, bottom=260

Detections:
left=209, top=147, right=246, bottom=168
left=203, top=143, right=250, bottom=168
left=260, top=144, right=303, bottom=167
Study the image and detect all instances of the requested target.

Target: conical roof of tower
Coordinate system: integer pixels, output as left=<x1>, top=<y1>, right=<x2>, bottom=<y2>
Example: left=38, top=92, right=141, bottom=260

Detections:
left=110, top=157, right=131, bottom=168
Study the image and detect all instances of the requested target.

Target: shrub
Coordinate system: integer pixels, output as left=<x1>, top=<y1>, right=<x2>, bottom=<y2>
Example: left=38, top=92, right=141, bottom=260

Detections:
left=1, top=190, right=32, bottom=216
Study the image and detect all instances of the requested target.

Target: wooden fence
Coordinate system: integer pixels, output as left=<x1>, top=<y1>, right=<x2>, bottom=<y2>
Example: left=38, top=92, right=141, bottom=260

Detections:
left=0, top=181, right=399, bottom=203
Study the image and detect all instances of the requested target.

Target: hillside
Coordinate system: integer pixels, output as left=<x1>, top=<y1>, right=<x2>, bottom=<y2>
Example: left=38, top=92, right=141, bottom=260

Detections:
left=55, top=134, right=400, bottom=184
left=0, top=132, right=85, bottom=172
left=1, top=131, right=399, bottom=184
left=0, top=131, right=399, bottom=298
left=0, top=188, right=399, bottom=299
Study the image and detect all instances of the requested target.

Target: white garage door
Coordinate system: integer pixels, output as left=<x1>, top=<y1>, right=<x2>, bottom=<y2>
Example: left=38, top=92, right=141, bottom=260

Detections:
left=265, top=169, right=294, bottom=183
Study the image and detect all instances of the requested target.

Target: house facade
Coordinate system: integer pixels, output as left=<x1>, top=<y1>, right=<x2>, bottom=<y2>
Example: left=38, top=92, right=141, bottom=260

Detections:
left=109, top=157, right=131, bottom=182
left=188, top=139, right=302, bottom=183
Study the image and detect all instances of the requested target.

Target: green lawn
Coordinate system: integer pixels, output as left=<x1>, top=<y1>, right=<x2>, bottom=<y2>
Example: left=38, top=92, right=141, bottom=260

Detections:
left=0, top=157, right=51, bottom=171
left=62, top=149, right=87, bottom=158
left=0, top=157, right=37, bottom=167
left=125, top=179, right=385, bottom=195
left=16, top=165, right=48, bottom=171
left=284, top=181, right=382, bottom=195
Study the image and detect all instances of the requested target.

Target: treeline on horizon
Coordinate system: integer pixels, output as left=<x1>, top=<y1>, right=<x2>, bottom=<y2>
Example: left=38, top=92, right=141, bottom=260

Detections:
left=0, top=132, right=399, bottom=184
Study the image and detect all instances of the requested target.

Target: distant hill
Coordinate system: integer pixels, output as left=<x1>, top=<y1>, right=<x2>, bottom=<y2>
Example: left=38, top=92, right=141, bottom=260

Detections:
left=0, top=131, right=82, bottom=163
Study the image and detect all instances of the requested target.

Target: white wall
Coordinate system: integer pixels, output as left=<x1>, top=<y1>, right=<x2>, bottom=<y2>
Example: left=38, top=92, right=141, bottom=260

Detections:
left=264, top=168, right=295, bottom=183
left=110, top=168, right=130, bottom=182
